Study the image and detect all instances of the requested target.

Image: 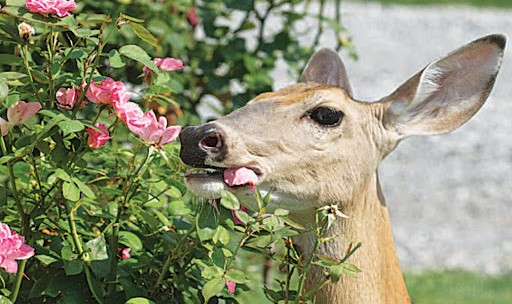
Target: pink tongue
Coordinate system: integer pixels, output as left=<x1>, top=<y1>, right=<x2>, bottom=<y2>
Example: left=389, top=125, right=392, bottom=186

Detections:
left=223, top=167, right=258, bottom=190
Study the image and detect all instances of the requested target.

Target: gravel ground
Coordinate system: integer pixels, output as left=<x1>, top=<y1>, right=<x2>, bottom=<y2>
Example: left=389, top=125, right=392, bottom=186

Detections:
left=270, top=2, right=512, bottom=274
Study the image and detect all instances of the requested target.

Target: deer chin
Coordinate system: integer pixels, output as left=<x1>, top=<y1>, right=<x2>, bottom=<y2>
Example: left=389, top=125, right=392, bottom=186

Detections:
left=183, top=166, right=261, bottom=199
left=184, top=169, right=314, bottom=215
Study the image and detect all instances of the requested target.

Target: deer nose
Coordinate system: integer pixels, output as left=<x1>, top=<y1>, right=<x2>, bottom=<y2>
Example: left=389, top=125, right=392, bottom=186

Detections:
left=179, top=124, right=227, bottom=166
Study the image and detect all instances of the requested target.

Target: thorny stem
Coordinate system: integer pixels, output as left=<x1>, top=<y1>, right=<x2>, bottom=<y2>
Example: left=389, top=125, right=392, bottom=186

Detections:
left=107, top=147, right=153, bottom=296
left=21, top=44, right=42, bottom=104
left=64, top=200, right=105, bottom=304
left=9, top=259, right=27, bottom=303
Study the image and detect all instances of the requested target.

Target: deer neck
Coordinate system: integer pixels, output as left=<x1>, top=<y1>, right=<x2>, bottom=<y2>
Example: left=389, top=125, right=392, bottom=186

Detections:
left=293, top=172, right=410, bottom=304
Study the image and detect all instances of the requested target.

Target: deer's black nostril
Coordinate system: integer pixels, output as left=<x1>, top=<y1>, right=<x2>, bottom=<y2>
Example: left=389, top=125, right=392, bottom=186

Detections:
left=199, top=132, right=223, bottom=151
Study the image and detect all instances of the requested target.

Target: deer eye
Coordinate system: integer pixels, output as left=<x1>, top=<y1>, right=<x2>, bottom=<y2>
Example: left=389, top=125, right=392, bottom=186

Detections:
left=308, top=107, right=344, bottom=126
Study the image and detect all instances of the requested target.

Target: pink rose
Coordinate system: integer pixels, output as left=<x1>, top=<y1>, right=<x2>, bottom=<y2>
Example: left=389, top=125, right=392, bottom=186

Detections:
left=226, top=280, right=236, bottom=294
left=0, top=223, right=35, bottom=273
left=131, top=110, right=181, bottom=147
left=121, top=248, right=131, bottom=260
left=143, top=57, right=184, bottom=75
left=224, top=167, right=259, bottom=190
left=56, top=87, right=78, bottom=110
left=0, top=101, right=42, bottom=136
left=86, top=123, right=111, bottom=148
left=114, top=101, right=181, bottom=147
left=26, top=0, right=77, bottom=18
left=85, top=78, right=132, bottom=107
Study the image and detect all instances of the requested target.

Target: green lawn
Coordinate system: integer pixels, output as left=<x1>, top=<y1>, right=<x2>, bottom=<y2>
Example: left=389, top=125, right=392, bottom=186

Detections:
left=357, top=0, right=512, bottom=8
left=405, top=270, right=512, bottom=304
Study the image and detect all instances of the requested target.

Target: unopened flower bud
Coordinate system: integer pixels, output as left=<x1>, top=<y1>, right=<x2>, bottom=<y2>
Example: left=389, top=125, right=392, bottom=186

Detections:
left=18, top=22, right=35, bottom=42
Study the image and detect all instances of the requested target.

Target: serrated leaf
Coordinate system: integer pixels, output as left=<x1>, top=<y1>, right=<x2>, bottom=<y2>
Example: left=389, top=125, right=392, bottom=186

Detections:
left=35, top=254, right=59, bottom=266
left=274, top=208, right=289, bottom=217
left=129, top=23, right=158, bottom=47
left=125, top=297, right=156, bottom=304
left=196, top=205, right=218, bottom=241
left=63, top=181, right=80, bottom=201
left=108, top=49, right=126, bottom=68
left=225, top=269, right=245, bottom=284
left=58, top=120, right=84, bottom=136
left=118, top=231, right=143, bottom=252
left=72, top=177, right=96, bottom=199
left=119, top=45, right=158, bottom=72
left=85, top=235, right=108, bottom=261
left=212, top=225, right=229, bottom=246
left=202, top=277, right=226, bottom=303
left=233, top=209, right=252, bottom=225
left=219, top=190, right=240, bottom=210
left=201, top=266, right=223, bottom=280
left=55, top=168, right=71, bottom=182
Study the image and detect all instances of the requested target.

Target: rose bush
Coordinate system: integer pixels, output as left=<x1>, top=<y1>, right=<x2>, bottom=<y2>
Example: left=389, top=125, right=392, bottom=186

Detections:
left=0, top=0, right=358, bottom=303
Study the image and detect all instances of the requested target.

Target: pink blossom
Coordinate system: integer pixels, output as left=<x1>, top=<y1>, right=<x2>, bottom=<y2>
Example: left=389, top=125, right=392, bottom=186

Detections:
left=26, top=0, right=77, bottom=18
left=226, top=280, right=236, bottom=294
left=56, top=87, right=78, bottom=110
left=131, top=110, right=181, bottom=147
left=224, top=167, right=259, bottom=190
left=85, top=78, right=132, bottom=107
left=1, top=101, right=42, bottom=136
left=143, top=57, right=184, bottom=75
left=121, top=248, right=131, bottom=260
left=0, top=223, right=35, bottom=273
left=231, top=206, right=249, bottom=225
left=86, top=123, right=111, bottom=148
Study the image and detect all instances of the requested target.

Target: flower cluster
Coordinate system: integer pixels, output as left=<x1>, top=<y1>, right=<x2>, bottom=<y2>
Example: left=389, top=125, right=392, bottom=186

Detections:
left=26, top=0, right=77, bottom=18
left=84, top=77, right=181, bottom=148
left=0, top=223, right=35, bottom=273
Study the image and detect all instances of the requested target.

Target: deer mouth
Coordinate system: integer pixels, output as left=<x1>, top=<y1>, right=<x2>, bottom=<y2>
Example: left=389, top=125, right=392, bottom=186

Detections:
left=183, top=166, right=261, bottom=199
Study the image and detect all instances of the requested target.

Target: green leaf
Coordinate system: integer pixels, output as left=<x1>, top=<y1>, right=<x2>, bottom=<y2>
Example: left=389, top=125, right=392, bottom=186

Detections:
left=202, top=277, right=226, bottom=303
left=108, top=49, right=126, bottom=68
left=233, top=209, right=252, bottom=225
left=0, top=295, right=13, bottom=304
left=72, top=177, right=96, bottom=199
left=128, top=23, right=158, bottom=47
left=118, top=231, right=143, bottom=252
left=274, top=208, right=289, bottom=217
left=167, top=200, right=191, bottom=216
left=35, top=255, right=59, bottom=266
left=125, top=298, right=156, bottom=304
left=85, top=235, right=108, bottom=261
left=201, top=266, right=223, bottom=280
left=54, top=168, right=72, bottom=182
left=63, top=259, right=83, bottom=276
left=63, top=181, right=80, bottom=202
left=219, top=190, right=240, bottom=210
left=0, top=72, right=27, bottom=80
left=58, top=120, right=85, bottom=136
left=119, top=45, right=158, bottom=72
left=226, top=269, right=246, bottom=284
left=0, top=80, right=8, bottom=102
left=212, top=225, right=229, bottom=246
left=196, top=205, right=218, bottom=242
left=120, top=14, right=145, bottom=23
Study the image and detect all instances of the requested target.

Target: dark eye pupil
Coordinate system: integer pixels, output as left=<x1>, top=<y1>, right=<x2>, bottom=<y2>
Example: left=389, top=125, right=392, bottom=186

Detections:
left=309, top=107, right=344, bottom=126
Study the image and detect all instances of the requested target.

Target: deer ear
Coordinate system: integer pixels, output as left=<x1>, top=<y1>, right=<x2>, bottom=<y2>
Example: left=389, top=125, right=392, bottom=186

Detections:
left=300, top=48, right=353, bottom=95
left=382, top=34, right=506, bottom=137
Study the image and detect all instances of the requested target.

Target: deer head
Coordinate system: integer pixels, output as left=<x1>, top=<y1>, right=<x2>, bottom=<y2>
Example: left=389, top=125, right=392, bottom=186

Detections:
left=179, top=34, right=505, bottom=303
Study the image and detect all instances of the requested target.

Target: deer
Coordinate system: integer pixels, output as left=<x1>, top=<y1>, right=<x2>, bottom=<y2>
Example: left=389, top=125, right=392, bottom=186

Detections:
left=179, top=34, right=506, bottom=303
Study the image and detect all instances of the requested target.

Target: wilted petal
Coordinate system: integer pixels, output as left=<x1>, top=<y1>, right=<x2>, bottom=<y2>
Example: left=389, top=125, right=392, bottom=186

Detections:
left=0, top=118, right=9, bottom=137
left=7, top=101, right=42, bottom=126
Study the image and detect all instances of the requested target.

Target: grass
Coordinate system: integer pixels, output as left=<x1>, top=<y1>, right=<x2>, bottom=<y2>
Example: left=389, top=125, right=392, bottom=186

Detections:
left=405, top=270, right=512, bottom=304
left=356, top=0, right=512, bottom=8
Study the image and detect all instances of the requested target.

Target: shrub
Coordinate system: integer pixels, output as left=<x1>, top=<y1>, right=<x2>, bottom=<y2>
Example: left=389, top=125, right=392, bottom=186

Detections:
left=0, top=0, right=357, bottom=303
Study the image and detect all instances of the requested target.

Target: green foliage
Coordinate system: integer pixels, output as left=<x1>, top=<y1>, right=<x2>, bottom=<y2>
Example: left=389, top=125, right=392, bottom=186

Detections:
left=0, top=0, right=357, bottom=303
